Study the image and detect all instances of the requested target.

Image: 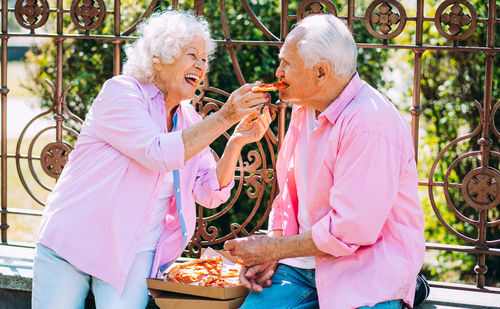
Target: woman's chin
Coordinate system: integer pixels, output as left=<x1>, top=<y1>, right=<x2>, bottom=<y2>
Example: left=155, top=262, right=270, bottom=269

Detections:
left=181, top=91, right=197, bottom=101
left=174, top=86, right=196, bottom=100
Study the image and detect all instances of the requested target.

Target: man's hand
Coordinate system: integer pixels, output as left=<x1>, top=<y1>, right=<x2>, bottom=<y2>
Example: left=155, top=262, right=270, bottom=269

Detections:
left=239, top=261, right=278, bottom=292
left=224, top=235, right=277, bottom=266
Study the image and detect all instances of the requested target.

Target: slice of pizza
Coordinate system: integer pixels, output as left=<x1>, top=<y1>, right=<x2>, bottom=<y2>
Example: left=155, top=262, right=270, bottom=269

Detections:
left=167, top=257, right=222, bottom=284
left=251, top=81, right=288, bottom=92
left=166, top=256, right=242, bottom=287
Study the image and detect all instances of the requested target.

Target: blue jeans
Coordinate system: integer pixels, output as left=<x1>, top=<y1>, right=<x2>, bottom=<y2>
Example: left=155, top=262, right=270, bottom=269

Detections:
left=241, top=264, right=402, bottom=309
left=32, top=244, right=154, bottom=309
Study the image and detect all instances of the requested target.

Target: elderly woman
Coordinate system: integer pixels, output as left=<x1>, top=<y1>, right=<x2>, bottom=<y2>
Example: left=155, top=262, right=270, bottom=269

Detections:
left=31, top=10, right=271, bottom=309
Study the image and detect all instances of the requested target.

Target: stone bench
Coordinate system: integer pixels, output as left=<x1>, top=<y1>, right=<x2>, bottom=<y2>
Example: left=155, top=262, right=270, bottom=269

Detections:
left=1, top=245, right=499, bottom=309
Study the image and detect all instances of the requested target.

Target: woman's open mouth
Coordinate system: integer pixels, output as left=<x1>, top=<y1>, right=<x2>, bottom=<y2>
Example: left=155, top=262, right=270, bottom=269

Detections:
left=185, top=74, right=200, bottom=87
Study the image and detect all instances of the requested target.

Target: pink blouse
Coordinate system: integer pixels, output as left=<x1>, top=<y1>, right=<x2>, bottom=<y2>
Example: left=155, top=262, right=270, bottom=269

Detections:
left=37, top=75, right=232, bottom=294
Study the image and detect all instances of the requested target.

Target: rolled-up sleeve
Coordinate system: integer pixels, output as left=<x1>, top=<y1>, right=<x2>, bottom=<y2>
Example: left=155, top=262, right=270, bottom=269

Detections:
left=90, top=77, right=185, bottom=172
left=192, top=147, right=233, bottom=208
left=311, top=131, right=401, bottom=257
left=268, top=197, right=283, bottom=231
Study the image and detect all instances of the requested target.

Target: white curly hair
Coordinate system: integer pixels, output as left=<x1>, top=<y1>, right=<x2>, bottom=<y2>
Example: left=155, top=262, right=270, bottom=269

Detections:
left=292, top=14, right=357, bottom=77
left=123, top=10, right=216, bottom=83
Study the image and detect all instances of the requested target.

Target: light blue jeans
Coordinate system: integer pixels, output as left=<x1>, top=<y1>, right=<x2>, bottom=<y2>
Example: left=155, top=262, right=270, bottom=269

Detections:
left=32, top=243, right=154, bottom=309
left=240, top=264, right=402, bottom=309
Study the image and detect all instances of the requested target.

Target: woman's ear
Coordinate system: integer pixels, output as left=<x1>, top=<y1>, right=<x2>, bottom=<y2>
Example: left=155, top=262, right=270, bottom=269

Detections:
left=152, top=61, right=163, bottom=73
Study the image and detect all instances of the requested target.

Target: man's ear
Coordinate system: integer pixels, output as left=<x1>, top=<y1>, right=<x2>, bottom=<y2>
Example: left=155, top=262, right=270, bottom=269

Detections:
left=315, top=60, right=330, bottom=83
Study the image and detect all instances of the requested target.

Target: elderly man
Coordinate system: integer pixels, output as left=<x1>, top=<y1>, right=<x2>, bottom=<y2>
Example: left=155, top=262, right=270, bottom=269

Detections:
left=224, top=14, right=425, bottom=309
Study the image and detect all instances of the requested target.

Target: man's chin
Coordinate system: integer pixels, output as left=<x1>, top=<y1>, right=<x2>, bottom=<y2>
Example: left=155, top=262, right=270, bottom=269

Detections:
left=279, top=93, right=289, bottom=102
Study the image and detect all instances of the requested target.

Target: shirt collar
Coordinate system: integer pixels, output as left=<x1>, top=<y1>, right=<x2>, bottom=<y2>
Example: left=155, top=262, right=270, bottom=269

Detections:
left=319, top=72, right=363, bottom=125
left=142, top=82, right=162, bottom=99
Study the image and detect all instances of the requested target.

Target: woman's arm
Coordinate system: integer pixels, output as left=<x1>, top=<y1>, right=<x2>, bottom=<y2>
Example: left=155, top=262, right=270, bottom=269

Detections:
left=92, top=77, right=268, bottom=172
left=182, top=84, right=269, bottom=162
left=216, top=107, right=272, bottom=188
left=191, top=107, right=272, bottom=208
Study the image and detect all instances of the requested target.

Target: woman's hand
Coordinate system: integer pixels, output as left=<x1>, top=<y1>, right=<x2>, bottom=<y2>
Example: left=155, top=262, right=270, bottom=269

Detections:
left=215, top=106, right=271, bottom=187
left=220, top=83, right=270, bottom=124
left=181, top=83, right=269, bottom=163
left=230, top=106, right=272, bottom=147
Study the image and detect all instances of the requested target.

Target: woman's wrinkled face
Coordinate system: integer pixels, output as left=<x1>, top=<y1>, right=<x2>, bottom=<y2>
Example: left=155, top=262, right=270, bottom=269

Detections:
left=154, top=37, right=207, bottom=102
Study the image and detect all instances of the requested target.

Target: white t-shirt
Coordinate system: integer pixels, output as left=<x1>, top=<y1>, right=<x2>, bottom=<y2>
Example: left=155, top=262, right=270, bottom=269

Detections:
left=138, top=171, right=175, bottom=252
left=280, top=107, right=317, bottom=269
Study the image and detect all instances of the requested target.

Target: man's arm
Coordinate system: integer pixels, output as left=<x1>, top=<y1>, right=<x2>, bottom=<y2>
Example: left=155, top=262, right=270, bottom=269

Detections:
left=227, top=229, right=324, bottom=292
left=224, top=230, right=323, bottom=266
left=237, top=230, right=283, bottom=292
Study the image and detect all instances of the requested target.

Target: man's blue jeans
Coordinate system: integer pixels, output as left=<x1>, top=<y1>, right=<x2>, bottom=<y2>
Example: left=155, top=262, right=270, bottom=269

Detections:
left=240, top=264, right=402, bottom=309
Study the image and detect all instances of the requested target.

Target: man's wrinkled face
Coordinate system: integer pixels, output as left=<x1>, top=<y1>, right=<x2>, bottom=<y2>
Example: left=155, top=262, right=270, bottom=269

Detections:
left=275, top=30, right=318, bottom=106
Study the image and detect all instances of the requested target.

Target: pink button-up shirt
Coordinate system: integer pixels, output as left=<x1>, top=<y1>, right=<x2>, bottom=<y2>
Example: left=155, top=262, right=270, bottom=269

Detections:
left=37, top=75, right=232, bottom=294
left=268, top=74, right=425, bottom=308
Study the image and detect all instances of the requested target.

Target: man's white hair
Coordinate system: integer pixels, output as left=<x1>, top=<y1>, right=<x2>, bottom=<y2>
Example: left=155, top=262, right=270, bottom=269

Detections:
left=293, top=14, right=357, bottom=77
left=123, top=11, right=216, bottom=83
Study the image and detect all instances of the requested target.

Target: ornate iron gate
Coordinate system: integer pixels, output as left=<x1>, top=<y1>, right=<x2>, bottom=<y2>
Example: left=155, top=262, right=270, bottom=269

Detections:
left=1, top=0, right=498, bottom=294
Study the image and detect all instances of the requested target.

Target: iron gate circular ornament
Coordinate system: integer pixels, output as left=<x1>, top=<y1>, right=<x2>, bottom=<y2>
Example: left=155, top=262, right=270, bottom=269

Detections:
left=40, top=142, right=72, bottom=178
left=297, top=0, right=337, bottom=21
left=461, top=167, right=500, bottom=211
left=14, top=0, right=50, bottom=30
left=434, top=0, right=477, bottom=41
left=364, top=0, right=407, bottom=40
left=70, top=0, right=106, bottom=31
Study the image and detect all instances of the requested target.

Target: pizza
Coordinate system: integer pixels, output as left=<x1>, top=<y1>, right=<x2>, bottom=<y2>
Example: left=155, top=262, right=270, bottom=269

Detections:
left=166, top=256, right=241, bottom=287
left=251, top=81, right=288, bottom=92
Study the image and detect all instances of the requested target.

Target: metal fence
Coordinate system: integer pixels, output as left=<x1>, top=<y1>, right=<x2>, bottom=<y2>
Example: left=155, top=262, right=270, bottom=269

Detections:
left=1, top=0, right=498, bottom=295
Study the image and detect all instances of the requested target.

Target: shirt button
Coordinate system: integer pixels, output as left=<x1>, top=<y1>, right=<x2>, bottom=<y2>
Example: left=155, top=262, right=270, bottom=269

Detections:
left=179, top=210, right=182, bottom=215
left=176, top=188, right=180, bottom=193
left=183, top=232, right=187, bottom=237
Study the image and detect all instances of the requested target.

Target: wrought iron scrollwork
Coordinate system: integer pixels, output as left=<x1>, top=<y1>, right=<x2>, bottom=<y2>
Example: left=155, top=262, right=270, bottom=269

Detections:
left=186, top=80, right=278, bottom=256
left=428, top=100, right=500, bottom=246
left=70, top=0, right=107, bottom=31
left=40, top=142, right=73, bottom=179
left=297, top=0, right=337, bottom=21
left=14, top=0, right=50, bottom=30
left=434, top=0, right=477, bottom=41
left=461, top=167, right=500, bottom=212
left=364, top=0, right=406, bottom=40
left=194, top=0, right=204, bottom=16
left=15, top=79, right=83, bottom=205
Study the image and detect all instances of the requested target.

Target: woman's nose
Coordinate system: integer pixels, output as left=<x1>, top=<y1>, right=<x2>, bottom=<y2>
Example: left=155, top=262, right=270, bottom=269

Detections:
left=194, top=57, right=206, bottom=70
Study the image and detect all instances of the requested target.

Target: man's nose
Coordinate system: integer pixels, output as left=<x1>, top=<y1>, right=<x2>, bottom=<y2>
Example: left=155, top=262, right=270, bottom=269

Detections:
left=275, top=66, right=284, bottom=79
